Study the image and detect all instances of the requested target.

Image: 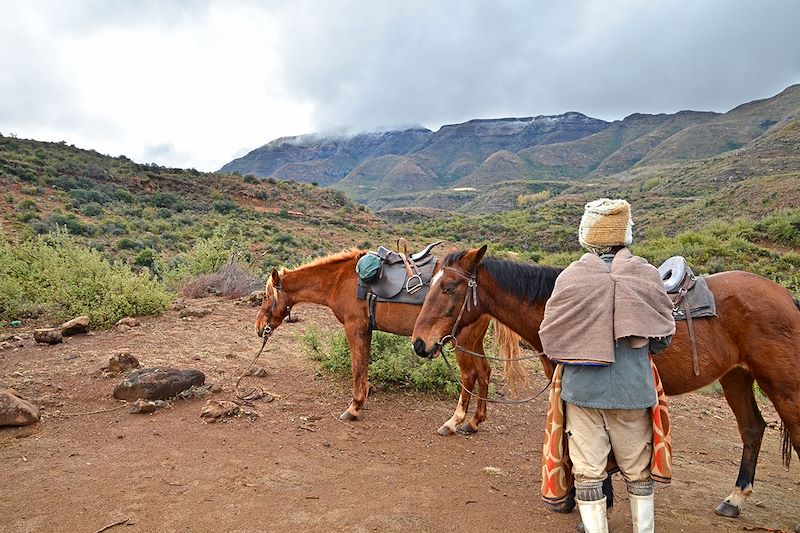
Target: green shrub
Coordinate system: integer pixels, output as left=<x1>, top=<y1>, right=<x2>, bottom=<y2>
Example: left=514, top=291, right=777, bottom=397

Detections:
left=298, top=327, right=459, bottom=396
left=162, top=230, right=238, bottom=287
left=81, top=202, right=103, bottom=217
left=212, top=198, right=238, bottom=214
left=114, top=188, right=135, bottom=203
left=0, top=229, right=172, bottom=328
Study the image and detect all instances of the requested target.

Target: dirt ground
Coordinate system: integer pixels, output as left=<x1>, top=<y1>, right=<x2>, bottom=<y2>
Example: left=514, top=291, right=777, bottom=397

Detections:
left=1, top=298, right=798, bottom=533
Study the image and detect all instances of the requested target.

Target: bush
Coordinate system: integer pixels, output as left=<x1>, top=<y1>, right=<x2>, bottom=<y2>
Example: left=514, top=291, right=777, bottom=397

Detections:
left=298, top=328, right=459, bottom=396
left=212, top=198, right=238, bottom=214
left=0, top=229, right=172, bottom=328
left=80, top=202, right=103, bottom=217
left=179, top=259, right=261, bottom=299
left=162, top=231, right=239, bottom=287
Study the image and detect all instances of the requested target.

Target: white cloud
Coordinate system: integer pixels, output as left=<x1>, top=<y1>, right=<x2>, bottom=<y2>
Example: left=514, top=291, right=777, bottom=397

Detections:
left=0, top=0, right=798, bottom=171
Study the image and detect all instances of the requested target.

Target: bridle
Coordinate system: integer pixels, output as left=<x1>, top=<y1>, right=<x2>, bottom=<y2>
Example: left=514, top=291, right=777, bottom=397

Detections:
left=432, top=265, right=479, bottom=352
left=430, top=264, right=551, bottom=405
left=260, top=278, right=292, bottom=341
left=236, top=278, right=291, bottom=402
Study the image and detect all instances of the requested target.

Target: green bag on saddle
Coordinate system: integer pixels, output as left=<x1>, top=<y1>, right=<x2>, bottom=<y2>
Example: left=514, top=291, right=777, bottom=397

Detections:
left=355, top=252, right=382, bottom=283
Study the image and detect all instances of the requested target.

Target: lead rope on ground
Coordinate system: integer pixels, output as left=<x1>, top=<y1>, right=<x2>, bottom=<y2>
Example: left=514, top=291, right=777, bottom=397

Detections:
left=234, top=327, right=280, bottom=404
left=439, top=343, right=551, bottom=405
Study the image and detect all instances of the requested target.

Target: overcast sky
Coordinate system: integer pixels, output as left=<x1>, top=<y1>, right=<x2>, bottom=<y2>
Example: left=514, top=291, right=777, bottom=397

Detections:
left=1, top=0, right=799, bottom=171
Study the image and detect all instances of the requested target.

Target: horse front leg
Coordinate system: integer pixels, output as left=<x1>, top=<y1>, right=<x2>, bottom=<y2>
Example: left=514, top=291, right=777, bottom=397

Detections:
left=340, top=325, right=372, bottom=421
left=438, top=355, right=475, bottom=436
left=715, top=367, right=766, bottom=518
left=461, top=356, right=490, bottom=434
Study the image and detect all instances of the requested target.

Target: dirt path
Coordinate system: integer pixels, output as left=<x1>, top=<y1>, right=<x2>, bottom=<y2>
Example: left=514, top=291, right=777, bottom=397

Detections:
left=1, top=299, right=798, bottom=533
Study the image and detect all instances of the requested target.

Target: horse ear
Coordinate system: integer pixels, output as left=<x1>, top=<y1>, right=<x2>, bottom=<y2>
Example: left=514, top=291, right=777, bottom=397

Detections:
left=462, top=245, right=488, bottom=273
left=271, top=268, right=280, bottom=284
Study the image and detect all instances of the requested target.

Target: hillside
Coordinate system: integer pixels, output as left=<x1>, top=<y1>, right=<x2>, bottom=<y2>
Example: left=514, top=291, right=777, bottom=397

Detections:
left=219, top=112, right=610, bottom=194
left=0, top=135, right=386, bottom=272
left=221, top=85, right=800, bottom=214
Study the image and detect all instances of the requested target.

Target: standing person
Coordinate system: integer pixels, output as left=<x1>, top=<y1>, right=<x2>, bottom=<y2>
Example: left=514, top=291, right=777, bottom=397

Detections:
left=539, top=198, right=676, bottom=533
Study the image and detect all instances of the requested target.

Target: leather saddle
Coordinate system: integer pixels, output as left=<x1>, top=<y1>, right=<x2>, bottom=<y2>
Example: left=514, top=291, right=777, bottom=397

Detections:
left=657, top=255, right=717, bottom=376
left=657, top=256, right=716, bottom=320
left=361, top=242, right=440, bottom=303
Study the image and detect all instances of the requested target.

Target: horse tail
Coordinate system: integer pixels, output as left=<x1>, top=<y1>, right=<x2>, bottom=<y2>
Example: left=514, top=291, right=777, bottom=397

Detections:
left=493, top=321, right=528, bottom=396
left=782, top=296, right=800, bottom=468
left=781, top=421, right=794, bottom=468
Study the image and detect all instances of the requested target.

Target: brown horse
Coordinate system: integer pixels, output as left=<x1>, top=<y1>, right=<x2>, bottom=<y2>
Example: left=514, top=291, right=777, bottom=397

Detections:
left=411, top=246, right=800, bottom=519
left=254, top=249, right=522, bottom=434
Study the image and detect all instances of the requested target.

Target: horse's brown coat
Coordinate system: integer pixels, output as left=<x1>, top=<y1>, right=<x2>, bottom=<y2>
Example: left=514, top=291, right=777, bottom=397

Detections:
left=255, top=249, right=521, bottom=433
left=412, top=247, right=800, bottom=517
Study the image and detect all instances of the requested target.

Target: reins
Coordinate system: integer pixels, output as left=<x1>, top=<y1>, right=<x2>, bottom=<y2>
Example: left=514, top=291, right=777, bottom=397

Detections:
left=431, top=265, right=551, bottom=404
left=438, top=344, right=553, bottom=404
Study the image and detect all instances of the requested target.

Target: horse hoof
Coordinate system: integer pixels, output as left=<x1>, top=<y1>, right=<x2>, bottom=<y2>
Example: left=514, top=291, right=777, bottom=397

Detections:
left=437, top=425, right=455, bottom=436
left=459, top=422, right=477, bottom=434
left=714, top=500, right=741, bottom=518
left=339, top=411, right=358, bottom=421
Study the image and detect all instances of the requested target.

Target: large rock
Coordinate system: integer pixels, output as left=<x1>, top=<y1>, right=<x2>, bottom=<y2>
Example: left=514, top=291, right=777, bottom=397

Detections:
left=61, top=315, right=90, bottom=336
left=34, top=328, right=62, bottom=345
left=0, top=389, right=40, bottom=427
left=113, top=368, right=205, bottom=401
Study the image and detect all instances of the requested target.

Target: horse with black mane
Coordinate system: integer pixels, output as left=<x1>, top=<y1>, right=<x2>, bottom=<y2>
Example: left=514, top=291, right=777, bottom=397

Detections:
left=412, top=245, right=800, bottom=519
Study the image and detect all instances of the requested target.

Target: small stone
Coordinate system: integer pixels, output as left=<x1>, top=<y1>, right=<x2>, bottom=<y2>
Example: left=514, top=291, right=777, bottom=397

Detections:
left=171, top=302, right=187, bottom=311
left=482, top=467, right=507, bottom=477
left=34, top=328, right=62, bottom=345
left=63, top=353, right=80, bottom=361
left=113, top=367, right=205, bottom=401
left=247, top=366, right=269, bottom=378
left=242, top=290, right=265, bottom=307
left=61, top=315, right=90, bottom=337
left=115, top=317, right=141, bottom=328
left=127, top=399, right=167, bottom=414
left=223, top=352, right=237, bottom=359
left=200, top=400, right=240, bottom=421
left=114, top=324, right=132, bottom=334
left=0, top=389, right=40, bottom=426
left=208, top=382, right=223, bottom=393
left=105, top=352, right=141, bottom=374
left=179, top=306, right=212, bottom=318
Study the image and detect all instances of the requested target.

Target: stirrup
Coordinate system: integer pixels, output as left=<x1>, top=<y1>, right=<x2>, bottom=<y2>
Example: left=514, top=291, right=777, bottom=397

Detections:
left=406, top=274, right=424, bottom=294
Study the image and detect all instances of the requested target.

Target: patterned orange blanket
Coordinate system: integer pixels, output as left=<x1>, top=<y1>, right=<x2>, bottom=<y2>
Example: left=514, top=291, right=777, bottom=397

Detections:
left=541, top=359, right=672, bottom=509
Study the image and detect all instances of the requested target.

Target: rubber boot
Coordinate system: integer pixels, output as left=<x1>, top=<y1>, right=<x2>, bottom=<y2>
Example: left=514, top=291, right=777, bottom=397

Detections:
left=629, top=493, right=654, bottom=533
left=576, top=497, right=608, bottom=533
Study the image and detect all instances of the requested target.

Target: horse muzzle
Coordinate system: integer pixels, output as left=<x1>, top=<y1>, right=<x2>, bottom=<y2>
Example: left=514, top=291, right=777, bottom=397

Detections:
left=412, top=338, right=440, bottom=359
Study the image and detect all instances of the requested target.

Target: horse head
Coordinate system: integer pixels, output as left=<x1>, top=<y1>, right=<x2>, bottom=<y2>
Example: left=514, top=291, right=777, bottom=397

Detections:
left=254, top=268, right=292, bottom=338
left=412, top=245, right=488, bottom=358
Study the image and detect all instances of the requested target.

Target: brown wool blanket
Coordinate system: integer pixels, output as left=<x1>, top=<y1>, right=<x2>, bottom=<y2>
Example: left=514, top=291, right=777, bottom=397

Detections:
left=539, top=248, right=675, bottom=365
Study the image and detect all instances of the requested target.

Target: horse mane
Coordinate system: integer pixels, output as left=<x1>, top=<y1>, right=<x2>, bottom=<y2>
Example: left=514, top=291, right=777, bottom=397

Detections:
left=296, top=248, right=366, bottom=270
left=444, top=251, right=562, bottom=303
left=266, top=248, right=367, bottom=296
